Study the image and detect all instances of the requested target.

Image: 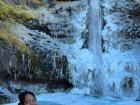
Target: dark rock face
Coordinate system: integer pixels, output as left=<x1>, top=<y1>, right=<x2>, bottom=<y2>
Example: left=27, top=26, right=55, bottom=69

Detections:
left=4, top=0, right=45, bottom=8
left=0, top=40, right=69, bottom=82
left=121, top=77, right=134, bottom=94
left=25, top=21, right=74, bottom=39
left=4, top=0, right=77, bottom=9
left=0, top=40, right=17, bottom=79
left=0, top=94, right=11, bottom=104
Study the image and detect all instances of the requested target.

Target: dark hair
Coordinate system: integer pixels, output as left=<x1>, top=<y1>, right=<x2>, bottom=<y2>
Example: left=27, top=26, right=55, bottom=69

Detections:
left=18, top=91, right=36, bottom=105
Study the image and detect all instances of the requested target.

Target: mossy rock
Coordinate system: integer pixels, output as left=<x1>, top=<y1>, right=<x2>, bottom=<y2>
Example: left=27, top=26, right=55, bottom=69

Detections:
left=0, top=0, right=36, bottom=23
left=4, top=0, right=46, bottom=8
left=0, top=95, right=11, bottom=104
left=0, top=21, right=31, bottom=54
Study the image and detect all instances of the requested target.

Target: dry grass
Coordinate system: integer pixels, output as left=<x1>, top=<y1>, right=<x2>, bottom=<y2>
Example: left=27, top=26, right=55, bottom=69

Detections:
left=0, top=21, right=31, bottom=54
left=0, top=0, right=36, bottom=22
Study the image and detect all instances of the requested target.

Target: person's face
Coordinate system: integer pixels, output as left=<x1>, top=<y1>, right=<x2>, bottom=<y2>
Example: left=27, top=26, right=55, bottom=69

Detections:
left=23, top=94, right=37, bottom=105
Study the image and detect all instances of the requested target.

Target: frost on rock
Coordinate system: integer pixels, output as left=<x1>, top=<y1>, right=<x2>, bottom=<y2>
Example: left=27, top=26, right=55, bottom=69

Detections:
left=102, top=0, right=140, bottom=97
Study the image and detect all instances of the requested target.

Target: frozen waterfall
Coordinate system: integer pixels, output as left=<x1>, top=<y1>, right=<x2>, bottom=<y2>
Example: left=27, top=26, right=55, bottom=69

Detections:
left=88, top=0, right=102, bottom=67
left=69, top=0, right=104, bottom=96
left=88, top=0, right=103, bottom=95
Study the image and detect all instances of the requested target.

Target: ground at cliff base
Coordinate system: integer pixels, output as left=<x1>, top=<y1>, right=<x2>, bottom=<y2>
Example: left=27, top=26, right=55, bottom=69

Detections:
left=5, top=92, right=140, bottom=105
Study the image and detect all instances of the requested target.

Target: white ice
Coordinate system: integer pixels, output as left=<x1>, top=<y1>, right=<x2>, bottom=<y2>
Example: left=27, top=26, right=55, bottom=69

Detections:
left=5, top=92, right=140, bottom=105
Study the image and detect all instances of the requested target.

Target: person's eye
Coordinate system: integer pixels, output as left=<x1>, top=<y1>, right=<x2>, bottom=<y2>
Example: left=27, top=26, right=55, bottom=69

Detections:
left=25, top=101, right=29, bottom=104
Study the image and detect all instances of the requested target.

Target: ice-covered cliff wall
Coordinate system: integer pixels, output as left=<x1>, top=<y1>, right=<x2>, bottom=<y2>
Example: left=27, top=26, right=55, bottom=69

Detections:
left=102, top=0, right=140, bottom=97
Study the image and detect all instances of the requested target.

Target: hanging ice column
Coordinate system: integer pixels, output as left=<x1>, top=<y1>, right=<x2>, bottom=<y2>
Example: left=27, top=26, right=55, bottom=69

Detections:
left=89, top=0, right=102, bottom=66
left=88, top=0, right=103, bottom=95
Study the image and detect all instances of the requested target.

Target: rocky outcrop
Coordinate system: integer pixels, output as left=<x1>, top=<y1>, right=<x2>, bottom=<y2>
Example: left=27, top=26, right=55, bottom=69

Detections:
left=0, top=39, right=69, bottom=82
left=0, top=1, right=78, bottom=101
left=0, top=94, right=11, bottom=104
left=25, top=0, right=85, bottom=39
left=4, top=0, right=46, bottom=8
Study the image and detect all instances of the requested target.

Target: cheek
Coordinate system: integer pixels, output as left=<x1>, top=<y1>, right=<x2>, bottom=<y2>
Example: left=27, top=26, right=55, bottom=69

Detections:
left=34, top=100, right=37, bottom=105
left=24, top=103, right=29, bottom=105
left=24, top=101, right=30, bottom=105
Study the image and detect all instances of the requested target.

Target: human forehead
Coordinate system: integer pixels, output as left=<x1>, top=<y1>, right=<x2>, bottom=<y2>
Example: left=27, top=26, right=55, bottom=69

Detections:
left=24, top=94, right=36, bottom=100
